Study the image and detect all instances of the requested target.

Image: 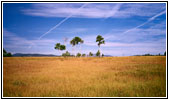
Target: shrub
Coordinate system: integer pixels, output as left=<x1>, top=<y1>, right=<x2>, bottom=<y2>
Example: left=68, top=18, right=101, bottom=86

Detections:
left=89, top=52, right=93, bottom=57
left=76, top=53, right=81, bottom=57
left=62, top=51, right=70, bottom=57
left=102, top=54, right=104, bottom=57
left=82, top=54, right=86, bottom=57
left=96, top=50, right=100, bottom=57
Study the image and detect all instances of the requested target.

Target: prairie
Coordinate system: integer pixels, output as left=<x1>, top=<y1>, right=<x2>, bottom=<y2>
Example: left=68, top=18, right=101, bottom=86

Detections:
left=3, top=56, right=166, bottom=97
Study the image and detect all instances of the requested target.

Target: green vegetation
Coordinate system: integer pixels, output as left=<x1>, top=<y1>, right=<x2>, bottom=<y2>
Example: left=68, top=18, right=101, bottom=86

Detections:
left=54, top=43, right=66, bottom=53
left=135, top=52, right=167, bottom=56
left=76, top=53, right=81, bottom=57
left=89, top=52, right=93, bottom=57
left=3, top=49, right=12, bottom=57
left=62, top=51, right=71, bottom=57
left=96, top=35, right=105, bottom=57
left=70, top=37, right=84, bottom=56
left=82, top=54, right=86, bottom=57
left=164, top=51, right=166, bottom=56
left=96, top=50, right=100, bottom=57
left=54, top=35, right=106, bottom=57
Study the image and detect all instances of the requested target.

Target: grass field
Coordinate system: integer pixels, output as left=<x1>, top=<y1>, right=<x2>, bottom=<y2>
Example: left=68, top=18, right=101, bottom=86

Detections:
left=3, top=56, right=166, bottom=97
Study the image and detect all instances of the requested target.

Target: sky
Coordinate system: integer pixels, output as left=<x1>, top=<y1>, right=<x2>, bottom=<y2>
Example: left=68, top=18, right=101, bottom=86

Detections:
left=3, top=3, right=166, bottom=56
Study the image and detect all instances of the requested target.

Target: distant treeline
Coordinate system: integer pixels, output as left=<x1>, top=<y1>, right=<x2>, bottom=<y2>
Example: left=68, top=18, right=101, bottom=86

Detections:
left=3, top=48, right=166, bottom=57
left=134, top=51, right=166, bottom=56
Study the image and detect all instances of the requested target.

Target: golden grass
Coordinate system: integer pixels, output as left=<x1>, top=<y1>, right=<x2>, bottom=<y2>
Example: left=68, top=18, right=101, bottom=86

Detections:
left=3, top=56, right=166, bottom=97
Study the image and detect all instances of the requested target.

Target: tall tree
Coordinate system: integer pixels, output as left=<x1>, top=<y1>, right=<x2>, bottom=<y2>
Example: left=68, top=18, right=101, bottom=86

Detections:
left=70, top=39, right=76, bottom=56
left=70, top=37, right=84, bottom=56
left=96, top=35, right=105, bottom=57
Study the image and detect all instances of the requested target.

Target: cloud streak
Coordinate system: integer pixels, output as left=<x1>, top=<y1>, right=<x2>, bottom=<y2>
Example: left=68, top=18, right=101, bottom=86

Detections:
left=38, top=3, right=88, bottom=40
left=28, top=3, right=88, bottom=48
left=122, top=10, right=166, bottom=34
left=3, top=29, right=59, bottom=54
left=22, top=3, right=165, bottom=18
left=3, top=3, right=166, bottom=56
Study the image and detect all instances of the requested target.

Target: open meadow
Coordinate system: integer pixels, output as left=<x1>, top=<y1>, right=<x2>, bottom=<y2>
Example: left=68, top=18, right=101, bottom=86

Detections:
left=3, top=56, right=166, bottom=97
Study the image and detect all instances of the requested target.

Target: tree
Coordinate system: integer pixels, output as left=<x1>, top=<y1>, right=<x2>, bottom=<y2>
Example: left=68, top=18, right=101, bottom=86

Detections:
left=96, top=50, right=100, bottom=57
left=164, top=51, right=166, bottom=56
left=76, top=53, right=81, bottom=57
left=89, top=52, right=93, bottom=57
left=70, top=37, right=84, bottom=56
left=3, top=48, right=12, bottom=57
left=96, top=35, right=105, bottom=57
left=3, top=49, right=7, bottom=56
left=6, top=53, right=12, bottom=57
left=54, top=43, right=66, bottom=56
left=82, top=54, right=86, bottom=57
left=3, top=49, right=7, bottom=54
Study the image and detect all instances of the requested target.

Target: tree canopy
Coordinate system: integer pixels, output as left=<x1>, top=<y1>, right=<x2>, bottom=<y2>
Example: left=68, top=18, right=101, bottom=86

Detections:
left=54, top=43, right=66, bottom=51
left=60, top=45, right=66, bottom=50
left=70, top=37, right=84, bottom=46
left=55, top=43, right=61, bottom=50
left=96, top=35, right=105, bottom=47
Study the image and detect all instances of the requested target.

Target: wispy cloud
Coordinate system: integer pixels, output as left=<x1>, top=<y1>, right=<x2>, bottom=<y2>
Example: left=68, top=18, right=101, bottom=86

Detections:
left=80, top=38, right=166, bottom=56
left=53, top=27, right=88, bottom=34
left=22, top=3, right=165, bottom=18
left=81, top=17, right=166, bottom=55
left=103, top=3, right=122, bottom=19
left=104, top=26, right=166, bottom=43
left=122, top=10, right=166, bottom=34
left=27, top=3, right=88, bottom=48
left=3, top=29, right=34, bottom=47
left=148, top=10, right=166, bottom=21
left=38, top=3, right=88, bottom=40
left=3, top=3, right=166, bottom=56
left=3, top=29, right=59, bottom=54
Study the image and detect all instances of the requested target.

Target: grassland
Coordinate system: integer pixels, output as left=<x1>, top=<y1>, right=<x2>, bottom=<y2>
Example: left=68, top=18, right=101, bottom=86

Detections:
left=3, top=56, right=166, bottom=97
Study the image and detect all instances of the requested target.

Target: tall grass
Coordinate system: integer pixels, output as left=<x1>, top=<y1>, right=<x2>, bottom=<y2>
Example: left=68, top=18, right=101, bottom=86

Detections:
left=3, top=56, right=166, bottom=97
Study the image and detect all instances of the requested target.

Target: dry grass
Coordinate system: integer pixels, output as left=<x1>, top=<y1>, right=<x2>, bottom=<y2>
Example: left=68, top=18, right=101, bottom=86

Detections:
left=3, top=56, right=166, bottom=97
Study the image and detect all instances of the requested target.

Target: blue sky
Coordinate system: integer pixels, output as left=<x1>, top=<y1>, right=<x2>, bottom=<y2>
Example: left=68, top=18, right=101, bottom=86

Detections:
left=3, top=3, right=166, bottom=56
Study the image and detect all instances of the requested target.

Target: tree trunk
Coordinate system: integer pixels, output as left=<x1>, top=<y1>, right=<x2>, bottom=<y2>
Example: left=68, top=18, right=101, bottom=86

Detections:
left=80, top=44, right=82, bottom=57
left=72, top=46, right=75, bottom=57
left=99, top=46, right=101, bottom=57
left=59, top=50, right=61, bottom=57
